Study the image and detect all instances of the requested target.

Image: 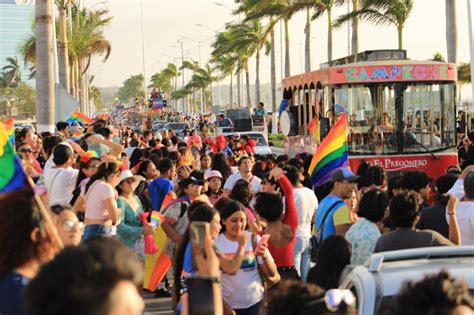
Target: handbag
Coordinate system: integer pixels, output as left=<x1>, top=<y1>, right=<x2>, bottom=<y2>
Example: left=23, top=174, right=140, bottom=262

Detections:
left=309, top=200, right=345, bottom=262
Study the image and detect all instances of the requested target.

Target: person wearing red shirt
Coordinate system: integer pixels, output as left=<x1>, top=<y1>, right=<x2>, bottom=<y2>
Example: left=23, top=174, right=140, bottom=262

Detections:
left=254, top=167, right=299, bottom=280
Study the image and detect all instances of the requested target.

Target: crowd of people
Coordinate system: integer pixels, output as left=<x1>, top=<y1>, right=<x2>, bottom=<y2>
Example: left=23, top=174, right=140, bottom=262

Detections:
left=0, top=111, right=473, bottom=315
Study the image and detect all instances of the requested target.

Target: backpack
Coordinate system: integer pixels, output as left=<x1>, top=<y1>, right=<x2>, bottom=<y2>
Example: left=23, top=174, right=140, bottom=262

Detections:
left=309, top=200, right=345, bottom=262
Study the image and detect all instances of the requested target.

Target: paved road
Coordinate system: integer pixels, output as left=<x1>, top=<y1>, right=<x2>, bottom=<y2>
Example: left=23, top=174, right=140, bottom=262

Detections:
left=271, top=146, right=285, bottom=156
left=143, top=292, right=172, bottom=315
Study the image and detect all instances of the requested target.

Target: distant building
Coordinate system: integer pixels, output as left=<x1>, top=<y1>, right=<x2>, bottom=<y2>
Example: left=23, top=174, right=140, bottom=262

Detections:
left=0, top=0, right=35, bottom=85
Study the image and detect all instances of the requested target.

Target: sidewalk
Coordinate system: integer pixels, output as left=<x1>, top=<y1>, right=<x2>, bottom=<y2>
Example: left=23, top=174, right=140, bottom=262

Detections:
left=143, top=291, right=172, bottom=315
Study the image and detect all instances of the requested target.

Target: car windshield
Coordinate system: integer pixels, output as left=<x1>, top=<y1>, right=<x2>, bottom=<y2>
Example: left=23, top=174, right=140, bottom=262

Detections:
left=247, top=134, right=267, bottom=146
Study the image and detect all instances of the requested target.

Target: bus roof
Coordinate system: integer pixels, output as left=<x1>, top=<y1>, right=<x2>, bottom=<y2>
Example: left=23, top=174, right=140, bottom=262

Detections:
left=282, top=60, right=457, bottom=89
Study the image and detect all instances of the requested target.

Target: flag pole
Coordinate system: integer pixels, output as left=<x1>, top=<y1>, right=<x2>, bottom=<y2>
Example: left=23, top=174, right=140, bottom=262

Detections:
left=33, top=192, right=64, bottom=250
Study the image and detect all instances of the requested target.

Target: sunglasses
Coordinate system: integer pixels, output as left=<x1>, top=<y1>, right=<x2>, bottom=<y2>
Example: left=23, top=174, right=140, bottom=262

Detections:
left=19, top=148, right=33, bottom=153
left=60, top=220, right=84, bottom=232
left=88, top=165, right=100, bottom=169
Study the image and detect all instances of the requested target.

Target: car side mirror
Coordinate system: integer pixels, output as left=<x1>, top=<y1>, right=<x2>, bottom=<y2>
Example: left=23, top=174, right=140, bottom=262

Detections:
left=268, top=141, right=274, bottom=146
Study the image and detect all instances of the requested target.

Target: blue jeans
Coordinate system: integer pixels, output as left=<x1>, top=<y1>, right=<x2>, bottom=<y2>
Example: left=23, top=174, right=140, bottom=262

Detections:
left=293, top=236, right=311, bottom=282
left=81, top=224, right=112, bottom=243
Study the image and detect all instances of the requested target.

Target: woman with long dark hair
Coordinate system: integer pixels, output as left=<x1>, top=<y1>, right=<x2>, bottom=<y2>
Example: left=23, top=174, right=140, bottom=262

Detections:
left=307, top=235, right=351, bottom=290
left=0, top=190, right=58, bottom=315
left=212, top=152, right=233, bottom=183
left=74, top=162, right=121, bottom=242
left=134, top=159, right=157, bottom=212
left=214, top=200, right=278, bottom=314
left=71, top=155, right=101, bottom=207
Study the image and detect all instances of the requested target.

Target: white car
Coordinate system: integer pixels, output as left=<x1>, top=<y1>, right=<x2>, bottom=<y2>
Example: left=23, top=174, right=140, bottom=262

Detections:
left=223, top=131, right=273, bottom=155
left=339, top=246, right=474, bottom=314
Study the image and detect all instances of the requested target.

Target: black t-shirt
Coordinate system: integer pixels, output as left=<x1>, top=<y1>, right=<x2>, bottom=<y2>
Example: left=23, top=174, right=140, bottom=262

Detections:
left=416, top=204, right=449, bottom=239
left=374, top=228, right=453, bottom=253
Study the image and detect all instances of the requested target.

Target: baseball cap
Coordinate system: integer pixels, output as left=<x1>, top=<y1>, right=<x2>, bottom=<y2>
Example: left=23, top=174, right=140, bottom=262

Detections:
left=330, top=168, right=361, bottom=183
left=180, top=176, right=204, bottom=188
left=205, top=170, right=223, bottom=180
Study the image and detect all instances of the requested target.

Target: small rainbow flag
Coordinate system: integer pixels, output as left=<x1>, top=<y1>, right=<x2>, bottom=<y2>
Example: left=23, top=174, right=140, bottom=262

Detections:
left=97, top=113, right=109, bottom=121
left=69, top=131, right=84, bottom=141
left=150, top=211, right=165, bottom=227
left=5, top=118, right=14, bottom=146
left=308, top=112, right=349, bottom=187
left=0, top=121, right=28, bottom=193
left=80, top=151, right=99, bottom=163
left=66, top=111, right=94, bottom=125
left=308, top=115, right=320, bottom=142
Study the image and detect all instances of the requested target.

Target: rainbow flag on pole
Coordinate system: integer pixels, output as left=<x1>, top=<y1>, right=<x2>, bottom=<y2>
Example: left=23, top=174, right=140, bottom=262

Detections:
left=0, top=121, right=28, bottom=193
left=308, top=115, right=320, bottom=142
left=66, top=111, right=94, bottom=125
left=308, top=112, right=349, bottom=187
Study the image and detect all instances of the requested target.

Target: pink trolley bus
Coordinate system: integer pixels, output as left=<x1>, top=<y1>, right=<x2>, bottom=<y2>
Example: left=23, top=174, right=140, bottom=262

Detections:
left=280, top=50, right=458, bottom=180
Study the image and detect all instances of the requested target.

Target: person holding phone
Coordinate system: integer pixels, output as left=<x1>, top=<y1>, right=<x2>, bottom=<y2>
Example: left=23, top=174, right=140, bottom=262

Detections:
left=214, top=200, right=278, bottom=315
left=254, top=167, right=299, bottom=280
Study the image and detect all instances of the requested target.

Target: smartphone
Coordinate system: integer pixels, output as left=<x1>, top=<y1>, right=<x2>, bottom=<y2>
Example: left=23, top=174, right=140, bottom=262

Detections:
left=187, top=277, right=215, bottom=315
left=189, top=222, right=210, bottom=257
left=254, top=234, right=270, bottom=254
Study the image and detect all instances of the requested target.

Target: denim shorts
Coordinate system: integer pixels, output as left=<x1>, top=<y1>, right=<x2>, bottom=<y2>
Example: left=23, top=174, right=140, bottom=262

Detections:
left=81, top=224, right=112, bottom=243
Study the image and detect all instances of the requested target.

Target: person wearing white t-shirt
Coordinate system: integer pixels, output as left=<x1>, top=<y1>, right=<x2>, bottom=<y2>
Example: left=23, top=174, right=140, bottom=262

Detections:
left=284, top=165, right=318, bottom=282
left=43, top=144, right=79, bottom=207
left=223, top=156, right=261, bottom=194
left=214, top=200, right=278, bottom=314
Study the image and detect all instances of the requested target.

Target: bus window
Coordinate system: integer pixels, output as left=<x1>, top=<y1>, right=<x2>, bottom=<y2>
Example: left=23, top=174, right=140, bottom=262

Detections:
left=335, top=84, right=398, bottom=155
left=403, top=83, right=455, bottom=153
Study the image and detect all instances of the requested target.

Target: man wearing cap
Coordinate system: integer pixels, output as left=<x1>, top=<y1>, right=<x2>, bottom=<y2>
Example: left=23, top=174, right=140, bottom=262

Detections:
left=161, top=176, right=204, bottom=259
left=223, top=156, right=261, bottom=194
left=315, top=168, right=360, bottom=240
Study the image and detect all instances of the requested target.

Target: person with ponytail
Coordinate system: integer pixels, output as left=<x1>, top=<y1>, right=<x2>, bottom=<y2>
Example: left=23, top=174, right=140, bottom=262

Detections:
left=71, top=154, right=101, bottom=207
left=74, top=162, right=121, bottom=242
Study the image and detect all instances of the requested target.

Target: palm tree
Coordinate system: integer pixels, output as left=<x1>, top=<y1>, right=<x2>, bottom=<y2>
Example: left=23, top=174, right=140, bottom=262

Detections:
left=20, top=5, right=112, bottom=108
left=187, top=65, right=218, bottom=111
left=334, top=0, right=413, bottom=50
left=237, top=0, right=296, bottom=78
left=56, top=0, right=70, bottom=90
left=181, top=60, right=200, bottom=111
left=212, top=54, right=238, bottom=108
left=458, top=62, right=470, bottom=104
left=162, top=63, right=180, bottom=110
left=35, top=0, right=55, bottom=132
left=334, top=0, right=360, bottom=55
left=0, top=71, right=13, bottom=89
left=445, top=0, right=457, bottom=64
left=311, top=0, right=336, bottom=61
left=2, top=57, right=22, bottom=87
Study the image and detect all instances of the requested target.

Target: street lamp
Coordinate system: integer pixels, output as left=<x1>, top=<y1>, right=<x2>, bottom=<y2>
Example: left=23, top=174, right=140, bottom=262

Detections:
left=215, top=2, right=240, bottom=22
left=195, top=23, right=224, bottom=108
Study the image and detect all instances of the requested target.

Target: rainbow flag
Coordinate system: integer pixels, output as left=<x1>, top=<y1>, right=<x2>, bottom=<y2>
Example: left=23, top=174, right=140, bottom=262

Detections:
left=308, top=112, right=349, bottom=187
left=66, top=111, right=94, bottom=125
left=97, top=113, right=109, bottom=121
left=0, top=121, right=28, bottom=193
left=143, top=227, right=171, bottom=291
left=308, top=115, right=320, bottom=142
left=69, top=131, right=84, bottom=141
left=150, top=211, right=165, bottom=227
left=5, top=118, right=14, bottom=146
